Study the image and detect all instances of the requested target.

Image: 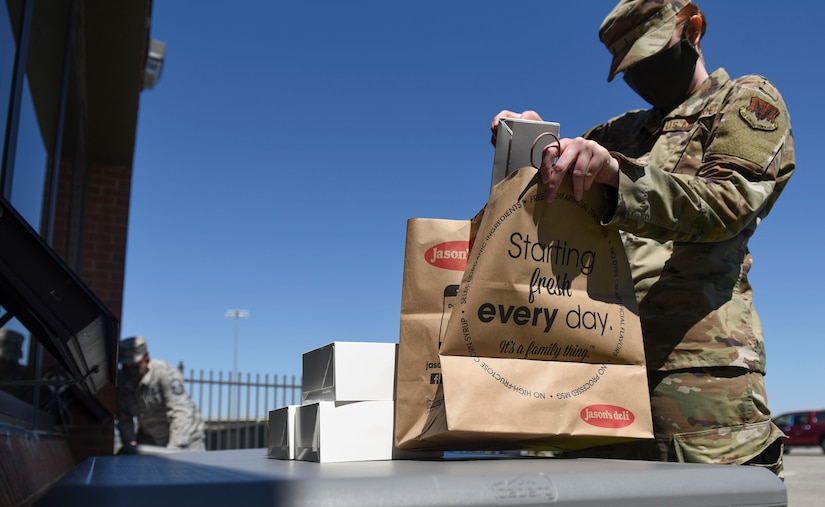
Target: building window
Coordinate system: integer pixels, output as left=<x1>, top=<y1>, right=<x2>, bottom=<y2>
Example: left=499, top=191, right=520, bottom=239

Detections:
left=0, top=0, right=86, bottom=427
left=8, top=79, right=48, bottom=229
left=0, top=1, right=17, bottom=192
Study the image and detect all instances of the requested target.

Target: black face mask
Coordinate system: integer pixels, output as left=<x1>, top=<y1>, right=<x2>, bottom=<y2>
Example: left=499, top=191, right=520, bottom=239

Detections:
left=622, top=38, right=699, bottom=111
left=123, top=363, right=142, bottom=383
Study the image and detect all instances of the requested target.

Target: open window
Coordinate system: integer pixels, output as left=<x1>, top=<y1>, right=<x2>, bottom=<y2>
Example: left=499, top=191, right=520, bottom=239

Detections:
left=0, top=196, right=118, bottom=398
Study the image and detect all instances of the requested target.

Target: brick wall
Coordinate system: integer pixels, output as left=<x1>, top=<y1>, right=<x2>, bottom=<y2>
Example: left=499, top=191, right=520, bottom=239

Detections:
left=78, top=161, right=132, bottom=317
left=51, top=159, right=133, bottom=319
left=0, top=429, right=76, bottom=506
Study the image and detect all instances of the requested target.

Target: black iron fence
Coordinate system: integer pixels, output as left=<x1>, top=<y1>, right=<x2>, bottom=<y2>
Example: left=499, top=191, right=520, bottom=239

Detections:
left=182, top=369, right=302, bottom=450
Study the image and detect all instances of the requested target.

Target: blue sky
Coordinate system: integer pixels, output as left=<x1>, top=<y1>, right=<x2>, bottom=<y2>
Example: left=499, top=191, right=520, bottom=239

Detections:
left=121, top=1, right=822, bottom=417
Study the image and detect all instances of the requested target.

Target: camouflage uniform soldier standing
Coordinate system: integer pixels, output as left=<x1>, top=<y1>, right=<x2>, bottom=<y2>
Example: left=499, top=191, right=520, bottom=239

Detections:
left=493, top=0, right=794, bottom=475
left=117, top=336, right=206, bottom=453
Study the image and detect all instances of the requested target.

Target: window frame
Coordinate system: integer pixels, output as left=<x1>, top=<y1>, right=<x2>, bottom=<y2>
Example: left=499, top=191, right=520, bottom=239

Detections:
left=0, top=0, right=118, bottom=426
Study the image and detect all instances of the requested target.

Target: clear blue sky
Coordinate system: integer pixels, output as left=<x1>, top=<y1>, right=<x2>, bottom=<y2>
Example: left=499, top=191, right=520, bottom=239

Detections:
left=121, top=0, right=822, bottom=417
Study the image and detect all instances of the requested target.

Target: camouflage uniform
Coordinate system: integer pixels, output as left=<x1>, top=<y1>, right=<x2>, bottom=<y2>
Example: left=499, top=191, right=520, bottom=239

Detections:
left=117, top=358, right=206, bottom=450
left=569, top=0, right=795, bottom=476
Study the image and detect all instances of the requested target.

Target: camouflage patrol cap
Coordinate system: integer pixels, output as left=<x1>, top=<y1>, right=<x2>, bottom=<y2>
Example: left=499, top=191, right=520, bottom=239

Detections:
left=0, top=329, right=24, bottom=360
left=119, top=336, right=148, bottom=364
left=600, top=0, right=692, bottom=81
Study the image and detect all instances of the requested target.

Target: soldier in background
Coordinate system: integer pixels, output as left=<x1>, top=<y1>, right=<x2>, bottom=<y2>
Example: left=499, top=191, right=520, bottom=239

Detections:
left=0, top=329, right=28, bottom=400
left=492, top=0, right=793, bottom=475
left=116, top=336, right=206, bottom=453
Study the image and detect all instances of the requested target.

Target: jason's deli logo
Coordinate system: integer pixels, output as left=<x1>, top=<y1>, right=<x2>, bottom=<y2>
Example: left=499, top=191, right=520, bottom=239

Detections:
left=425, top=241, right=470, bottom=271
left=580, top=404, right=635, bottom=428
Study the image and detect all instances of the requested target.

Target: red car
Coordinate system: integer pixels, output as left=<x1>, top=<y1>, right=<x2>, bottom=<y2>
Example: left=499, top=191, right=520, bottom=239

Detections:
left=773, top=410, right=825, bottom=453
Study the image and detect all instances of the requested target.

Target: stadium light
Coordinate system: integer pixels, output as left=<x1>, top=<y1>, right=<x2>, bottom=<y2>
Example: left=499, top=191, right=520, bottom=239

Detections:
left=225, top=309, right=249, bottom=375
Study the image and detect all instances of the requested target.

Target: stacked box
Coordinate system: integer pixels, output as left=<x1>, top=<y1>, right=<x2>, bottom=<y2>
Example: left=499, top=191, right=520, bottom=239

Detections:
left=267, top=405, right=298, bottom=460
left=267, top=341, right=440, bottom=463
left=301, top=342, right=396, bottom=403
left=294, top=400, right=396, bottom=462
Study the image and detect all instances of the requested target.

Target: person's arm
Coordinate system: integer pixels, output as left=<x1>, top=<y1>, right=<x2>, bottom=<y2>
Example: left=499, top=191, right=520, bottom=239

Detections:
left=488, top=77, right=794, bottom=243
left=116, top=372, right=138, bottom=454
left=160, top=365, right=202, bottom=449
left=608, top=80, right=793, bottom=242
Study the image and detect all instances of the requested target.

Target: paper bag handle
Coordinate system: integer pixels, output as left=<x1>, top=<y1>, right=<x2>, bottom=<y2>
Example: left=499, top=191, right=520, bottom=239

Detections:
left=517, top=132, right=562, bottom=201
left=530, top=132, right=561, bottom=170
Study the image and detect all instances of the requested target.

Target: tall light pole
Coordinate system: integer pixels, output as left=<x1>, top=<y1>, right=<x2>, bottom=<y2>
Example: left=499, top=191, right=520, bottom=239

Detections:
left=225, top=309, right=249, bottom=376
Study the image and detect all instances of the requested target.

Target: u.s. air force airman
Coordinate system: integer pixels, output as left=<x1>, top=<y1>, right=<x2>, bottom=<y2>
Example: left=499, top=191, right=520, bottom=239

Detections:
left=491, top=0, right=793, bottom=476
left=116, top=336, right=205, bottom=453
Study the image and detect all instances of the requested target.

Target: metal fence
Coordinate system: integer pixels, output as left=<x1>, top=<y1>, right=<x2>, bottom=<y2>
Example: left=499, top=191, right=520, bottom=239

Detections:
left=182, top=369, right=302, bottom=451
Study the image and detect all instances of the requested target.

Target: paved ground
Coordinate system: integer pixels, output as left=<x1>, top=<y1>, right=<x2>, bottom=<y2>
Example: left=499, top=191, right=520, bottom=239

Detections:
left=783, top=446, right=823, bottom=506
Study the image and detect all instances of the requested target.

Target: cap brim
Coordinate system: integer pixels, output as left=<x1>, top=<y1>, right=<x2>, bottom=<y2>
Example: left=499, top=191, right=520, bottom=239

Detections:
left=607, top=14, right=679, bottom=81
left=119, top=352, right=146, bottom=364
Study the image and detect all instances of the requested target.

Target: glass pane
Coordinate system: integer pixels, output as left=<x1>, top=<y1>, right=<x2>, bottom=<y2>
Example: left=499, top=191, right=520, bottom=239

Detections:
left=0, top=2, right=16, bottom=182
left=773, top=415, right=790, bottom=426
left=0, top=314, right=32, bottom=403
left=6, top=0, right=72, bottom=233
left=9, top=77, right=48, bottom=229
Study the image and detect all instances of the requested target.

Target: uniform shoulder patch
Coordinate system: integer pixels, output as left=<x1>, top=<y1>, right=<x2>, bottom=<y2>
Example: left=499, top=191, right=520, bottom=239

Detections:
left=739, top=97, right=780, bottom=131
left=170, top=378, right=185, bottom=395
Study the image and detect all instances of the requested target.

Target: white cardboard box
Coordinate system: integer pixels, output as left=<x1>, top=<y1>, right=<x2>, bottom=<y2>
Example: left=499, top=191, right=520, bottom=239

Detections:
left=301, top=341, right=397, bottom=404
left=267, top=405, right=298, bottom=460
left=295, top=401, right=393, bottom=463
left=491, top=118, right=561, bottom=189
left=294, top=401, right=439, bottom=463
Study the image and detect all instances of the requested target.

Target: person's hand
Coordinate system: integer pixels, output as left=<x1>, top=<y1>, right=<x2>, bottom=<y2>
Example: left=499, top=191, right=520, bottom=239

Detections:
left=539, top=137, right=619, bottom=202
left=490, top=110, right=543, bottom=146
left=117, top=441, right=139, bottom=455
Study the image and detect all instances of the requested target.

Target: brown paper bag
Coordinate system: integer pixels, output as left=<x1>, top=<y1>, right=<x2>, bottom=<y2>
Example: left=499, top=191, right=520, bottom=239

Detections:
left=408, top=167, right=653, bottom=452
left=394, top=217, right=477, bottom=449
